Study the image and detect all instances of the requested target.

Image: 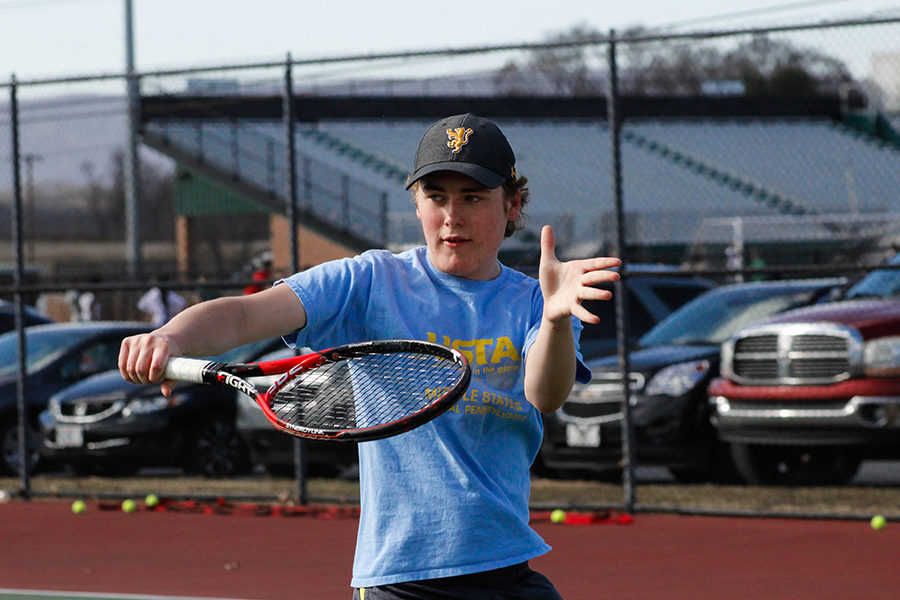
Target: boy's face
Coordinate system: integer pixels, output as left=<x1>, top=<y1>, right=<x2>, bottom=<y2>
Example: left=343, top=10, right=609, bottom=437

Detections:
left=414, top=171, right=520, bottom=281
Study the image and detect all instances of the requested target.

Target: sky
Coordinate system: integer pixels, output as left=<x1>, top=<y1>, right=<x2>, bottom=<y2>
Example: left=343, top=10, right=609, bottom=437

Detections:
left=0, top=0, right=898, bottom=82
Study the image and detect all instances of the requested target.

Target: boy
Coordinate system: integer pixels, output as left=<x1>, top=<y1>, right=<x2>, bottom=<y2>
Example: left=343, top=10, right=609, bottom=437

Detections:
left=119, top=113, right=621, bottom=598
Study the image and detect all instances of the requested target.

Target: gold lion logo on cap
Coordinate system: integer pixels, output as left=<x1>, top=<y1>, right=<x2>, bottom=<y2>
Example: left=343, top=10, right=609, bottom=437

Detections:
left=446, top=127, right=473, bottom=153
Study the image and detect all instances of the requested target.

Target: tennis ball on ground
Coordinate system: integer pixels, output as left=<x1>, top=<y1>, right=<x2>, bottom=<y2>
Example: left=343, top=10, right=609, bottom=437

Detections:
left=71, top=500, right=87, bottom=514
left=121, top=499, right=137, bottom=513
left=145, top=494, right=159, bottom=508
left=550, top=509, right=566, bottom=523
left=871, top=515, right=887, bottom=530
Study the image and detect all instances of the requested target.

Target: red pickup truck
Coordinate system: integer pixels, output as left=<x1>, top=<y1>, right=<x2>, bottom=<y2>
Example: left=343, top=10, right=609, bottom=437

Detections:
left=709, top=252, right=900, bottom=485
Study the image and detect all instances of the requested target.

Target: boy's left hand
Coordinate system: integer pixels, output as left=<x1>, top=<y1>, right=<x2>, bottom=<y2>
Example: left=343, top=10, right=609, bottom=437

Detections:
left=538, top=225, right=622, bottom=325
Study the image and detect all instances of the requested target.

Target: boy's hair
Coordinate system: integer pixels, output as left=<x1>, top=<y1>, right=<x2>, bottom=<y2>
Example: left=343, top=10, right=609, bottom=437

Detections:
left=502, top=175, right=530, bottom=238
left=408, top=175, right=530, bottom=239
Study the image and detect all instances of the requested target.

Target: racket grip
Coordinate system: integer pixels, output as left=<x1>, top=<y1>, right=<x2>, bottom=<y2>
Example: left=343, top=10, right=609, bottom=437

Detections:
left=164, top=357, right=214, bottom=383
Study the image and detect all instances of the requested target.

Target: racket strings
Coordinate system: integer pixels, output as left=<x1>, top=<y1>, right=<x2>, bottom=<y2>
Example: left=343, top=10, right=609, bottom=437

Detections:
left=269, top=351, right=465, bottom=432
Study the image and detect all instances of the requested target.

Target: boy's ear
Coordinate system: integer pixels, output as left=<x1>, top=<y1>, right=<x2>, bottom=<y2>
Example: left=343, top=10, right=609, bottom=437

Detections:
left=506, top=189, right=522, bottom=220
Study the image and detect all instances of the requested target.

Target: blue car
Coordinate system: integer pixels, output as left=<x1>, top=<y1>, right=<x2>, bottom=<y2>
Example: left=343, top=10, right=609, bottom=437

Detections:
left=0, top=300, right=52, bottom=335
left=0, top=321, right=151, bottom=475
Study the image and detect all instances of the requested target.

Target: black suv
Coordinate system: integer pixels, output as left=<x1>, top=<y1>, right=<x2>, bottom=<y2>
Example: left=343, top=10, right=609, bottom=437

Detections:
left=537, top=278, right=845, bottom=482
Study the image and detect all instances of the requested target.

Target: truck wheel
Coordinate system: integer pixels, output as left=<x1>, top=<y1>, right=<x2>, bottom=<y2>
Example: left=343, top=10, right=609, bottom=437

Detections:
left=730, top=442, right=861, bottom=486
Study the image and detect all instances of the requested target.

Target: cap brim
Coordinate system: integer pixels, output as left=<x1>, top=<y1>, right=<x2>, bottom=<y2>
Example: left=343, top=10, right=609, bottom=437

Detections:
left=405, top=162, right=507, bottom=190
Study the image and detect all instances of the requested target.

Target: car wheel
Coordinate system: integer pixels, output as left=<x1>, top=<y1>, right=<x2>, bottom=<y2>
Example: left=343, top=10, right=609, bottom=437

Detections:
left=184, top=413, right=252, bottom=478
left=0, top=421, right=41, bottom=476
left=70, top=462, right=138, bottom=477
left=730, top=442, right=862, bottom=486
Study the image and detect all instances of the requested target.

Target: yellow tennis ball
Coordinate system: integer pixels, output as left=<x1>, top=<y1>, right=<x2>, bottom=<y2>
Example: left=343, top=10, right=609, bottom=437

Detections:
left=121, top=499, right=137, bottom=513
left=145, top=494, right=159, bottom=508
left=71, top=500, right=87, bottom=514
left=550, top=509, right=566, bottom=523
left=871, top=515, right=887, bottom=530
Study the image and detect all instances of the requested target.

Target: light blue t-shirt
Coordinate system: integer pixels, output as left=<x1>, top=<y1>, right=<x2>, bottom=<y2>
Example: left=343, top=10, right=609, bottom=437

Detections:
left=280, top=247, right=589, bottom=588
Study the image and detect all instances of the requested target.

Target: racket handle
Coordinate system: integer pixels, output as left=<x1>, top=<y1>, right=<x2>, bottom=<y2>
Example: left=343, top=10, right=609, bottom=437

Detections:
left=164, top=357, right=214, bottom=383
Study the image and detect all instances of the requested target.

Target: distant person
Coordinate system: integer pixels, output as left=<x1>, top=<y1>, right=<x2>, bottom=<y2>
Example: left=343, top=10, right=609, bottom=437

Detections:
left=65, top=289, right=81, bottom=321
left=243, top=253, right=273, bottom=295
left=749, top=248, right=767, bottom=282
left=77, top=290, right=100, bottom=321
left=65, top=288, right=98, bottom=321
left=725, top=242, right=743, bottom=282
left=138, top=279, right=186, bottom=327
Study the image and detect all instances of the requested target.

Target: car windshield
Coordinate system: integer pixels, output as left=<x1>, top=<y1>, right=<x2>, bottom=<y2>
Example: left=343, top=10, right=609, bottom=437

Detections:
left=0, top=327, right=93, bottom=379
left=639, top=285, right=829, bottom=347
left=844, top=253, right=900, bottom=299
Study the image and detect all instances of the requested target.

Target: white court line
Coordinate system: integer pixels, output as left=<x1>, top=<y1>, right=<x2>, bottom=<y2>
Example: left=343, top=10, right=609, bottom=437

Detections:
left=0, top=589, right=252, bottom=600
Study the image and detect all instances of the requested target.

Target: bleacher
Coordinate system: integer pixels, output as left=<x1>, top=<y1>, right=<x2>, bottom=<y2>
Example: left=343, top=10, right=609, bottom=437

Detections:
left=142, top=103, right=900, bottom=260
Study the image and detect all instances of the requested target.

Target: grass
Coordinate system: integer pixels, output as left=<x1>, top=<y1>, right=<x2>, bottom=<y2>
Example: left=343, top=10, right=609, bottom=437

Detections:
left=4, top=474, right=900, bottom=520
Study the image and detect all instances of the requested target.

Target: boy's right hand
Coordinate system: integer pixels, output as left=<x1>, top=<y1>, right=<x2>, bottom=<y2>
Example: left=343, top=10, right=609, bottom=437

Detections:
left=118, top=332, right=183, bottom=397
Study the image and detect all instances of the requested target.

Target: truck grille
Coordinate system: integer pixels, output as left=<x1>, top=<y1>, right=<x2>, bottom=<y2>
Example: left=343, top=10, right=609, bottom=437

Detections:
left=730, top=324, right=859, bottom=385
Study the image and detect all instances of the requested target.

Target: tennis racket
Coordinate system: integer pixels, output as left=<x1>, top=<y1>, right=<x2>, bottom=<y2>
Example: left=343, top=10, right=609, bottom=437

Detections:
left=164, top=339, right=470, bottom=442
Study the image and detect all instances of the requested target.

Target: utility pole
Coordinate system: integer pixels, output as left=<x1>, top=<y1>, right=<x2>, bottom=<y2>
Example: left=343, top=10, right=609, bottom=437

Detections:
left=124, top=0, right=142, bottom=278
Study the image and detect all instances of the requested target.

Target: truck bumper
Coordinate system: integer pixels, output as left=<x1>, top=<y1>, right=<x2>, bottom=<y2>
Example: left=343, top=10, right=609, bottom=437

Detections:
left=712, top=395, right=900, bottom=445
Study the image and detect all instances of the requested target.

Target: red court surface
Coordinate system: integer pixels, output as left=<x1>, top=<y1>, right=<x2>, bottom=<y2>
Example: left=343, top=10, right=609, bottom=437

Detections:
left=2, top=499, right=898, bottom=599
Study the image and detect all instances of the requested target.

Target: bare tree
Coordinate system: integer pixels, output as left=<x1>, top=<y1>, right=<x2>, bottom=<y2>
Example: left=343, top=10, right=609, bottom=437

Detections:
left=494, top=24, right=606, bottom=96
left=497, top=24, right=854, bottom=97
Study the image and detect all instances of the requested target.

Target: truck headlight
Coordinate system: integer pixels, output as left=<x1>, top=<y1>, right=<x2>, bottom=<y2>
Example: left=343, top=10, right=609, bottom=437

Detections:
left=863, top=337, right=900, bottom=376
left=643, top=360, right=710, bottom=397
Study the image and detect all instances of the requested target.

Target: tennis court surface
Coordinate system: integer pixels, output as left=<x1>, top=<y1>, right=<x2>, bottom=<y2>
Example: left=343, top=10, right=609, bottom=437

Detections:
left=2, top=498, right=898, bottom=599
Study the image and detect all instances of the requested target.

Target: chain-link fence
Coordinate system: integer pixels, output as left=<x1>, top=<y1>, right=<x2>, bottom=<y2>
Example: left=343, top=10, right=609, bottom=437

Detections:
left=2, top=14, right=900, bottom=517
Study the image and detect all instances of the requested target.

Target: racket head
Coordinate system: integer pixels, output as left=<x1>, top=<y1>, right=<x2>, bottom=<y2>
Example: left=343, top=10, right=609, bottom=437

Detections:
left=258, top=340, right=471, bottom=442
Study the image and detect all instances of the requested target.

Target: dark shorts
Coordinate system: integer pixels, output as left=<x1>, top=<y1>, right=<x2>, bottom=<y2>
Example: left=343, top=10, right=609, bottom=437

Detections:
left=352, top=562, right=563, bottom=600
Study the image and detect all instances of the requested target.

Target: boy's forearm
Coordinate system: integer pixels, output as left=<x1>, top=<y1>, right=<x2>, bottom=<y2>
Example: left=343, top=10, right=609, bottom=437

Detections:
left=524, top=318, right=577, bottom=414
left=157, top=284, right=307, bottom=358
left=155, top=296, right=249, bottom=357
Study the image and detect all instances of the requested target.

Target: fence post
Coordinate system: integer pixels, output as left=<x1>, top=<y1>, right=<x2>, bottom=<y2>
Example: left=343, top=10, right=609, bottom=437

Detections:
left=607, top=30, right=636, bottom=513
left=9, top=75, right=30, bottom=496
left=283, top=53, right=308, bottom=505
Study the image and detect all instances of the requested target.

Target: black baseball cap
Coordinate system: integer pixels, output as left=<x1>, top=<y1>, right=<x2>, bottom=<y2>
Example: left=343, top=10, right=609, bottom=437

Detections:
left=406, top=113, right=517, bottom=190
